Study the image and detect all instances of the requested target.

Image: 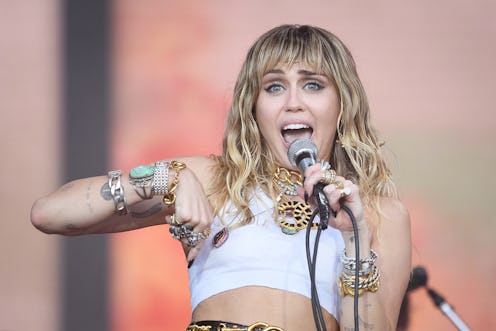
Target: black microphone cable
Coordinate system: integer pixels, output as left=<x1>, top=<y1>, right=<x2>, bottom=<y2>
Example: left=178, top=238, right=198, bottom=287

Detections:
left=305, top=195, right=360, bottom=331
left=306, top=208, right=326, bottom=331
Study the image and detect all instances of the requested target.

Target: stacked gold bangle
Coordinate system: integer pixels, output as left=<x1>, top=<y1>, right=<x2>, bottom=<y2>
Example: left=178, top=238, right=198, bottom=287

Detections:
left=339, top=265, right=380, bottom=296
left=338, top=250, right=381, bottom=297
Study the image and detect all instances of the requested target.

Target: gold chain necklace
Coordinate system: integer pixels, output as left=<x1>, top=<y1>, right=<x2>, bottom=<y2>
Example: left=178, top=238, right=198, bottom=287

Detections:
left=274, top=167, right=318, bottom=235
left=212, top=167, right=318, bottom=248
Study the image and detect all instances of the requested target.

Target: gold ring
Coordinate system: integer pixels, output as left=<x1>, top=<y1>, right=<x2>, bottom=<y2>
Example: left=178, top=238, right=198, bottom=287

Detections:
left=334, top=181, right=344, bottom=190
left=171, top=214, right=183, bottom=225
left=320, top=169, right=336, bottom=185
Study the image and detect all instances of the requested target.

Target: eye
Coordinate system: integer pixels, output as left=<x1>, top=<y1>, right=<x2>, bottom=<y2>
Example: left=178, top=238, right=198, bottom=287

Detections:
left=264, top=83, right=285, bottom=93
left=304, top=81, right=324, bottom=91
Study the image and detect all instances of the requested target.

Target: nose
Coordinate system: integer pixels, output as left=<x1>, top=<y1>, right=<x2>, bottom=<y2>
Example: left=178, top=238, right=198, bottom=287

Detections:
left=285, top=88, right=303, bottom=112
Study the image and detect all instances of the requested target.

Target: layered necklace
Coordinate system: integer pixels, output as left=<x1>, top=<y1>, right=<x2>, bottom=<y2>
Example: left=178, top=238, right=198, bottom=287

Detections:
left=212, top=167, right=318, bottom=248
left=274, top=167, right=318, bottom=235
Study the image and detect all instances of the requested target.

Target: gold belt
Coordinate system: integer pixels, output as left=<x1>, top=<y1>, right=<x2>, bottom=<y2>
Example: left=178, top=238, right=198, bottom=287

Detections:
left=186, top=321, right=284, bottom=331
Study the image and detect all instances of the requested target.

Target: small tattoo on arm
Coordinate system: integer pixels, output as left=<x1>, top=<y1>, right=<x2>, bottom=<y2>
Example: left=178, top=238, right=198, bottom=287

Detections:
left=86, top=182, right=94, bottom=213
left=130, top=203, right=163, bottom=218
left=343, top=314, right=375, bottom=331
left=359, top=315, right=374, bottom=330
left=100, top=182, right=112, bottom=200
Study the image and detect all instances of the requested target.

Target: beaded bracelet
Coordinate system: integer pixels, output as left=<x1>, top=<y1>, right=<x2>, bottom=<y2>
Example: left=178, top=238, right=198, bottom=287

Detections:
left=152, top=161, right=170, bottom=196
left=162, top=161, right=186, bottom=206
left=108, top=170, right=128, bottom=215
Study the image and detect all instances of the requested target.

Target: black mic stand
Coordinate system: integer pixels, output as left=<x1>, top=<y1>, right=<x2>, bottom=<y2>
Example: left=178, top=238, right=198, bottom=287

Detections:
left=426, top=287, right=471, bottom=331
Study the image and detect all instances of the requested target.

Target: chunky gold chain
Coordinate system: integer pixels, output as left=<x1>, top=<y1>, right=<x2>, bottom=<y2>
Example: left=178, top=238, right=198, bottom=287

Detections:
left=162, top=160, right=186, bottom=206
left=186, top=321, right=285, bottom=331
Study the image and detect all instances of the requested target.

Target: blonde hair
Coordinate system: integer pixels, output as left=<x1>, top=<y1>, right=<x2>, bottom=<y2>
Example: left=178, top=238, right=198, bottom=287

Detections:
left=209, top=24, right=397, bottom=224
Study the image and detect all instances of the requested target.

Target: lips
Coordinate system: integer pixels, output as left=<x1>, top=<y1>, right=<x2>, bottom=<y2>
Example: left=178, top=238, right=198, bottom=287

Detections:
left=281, top=123, right=313, bottom=145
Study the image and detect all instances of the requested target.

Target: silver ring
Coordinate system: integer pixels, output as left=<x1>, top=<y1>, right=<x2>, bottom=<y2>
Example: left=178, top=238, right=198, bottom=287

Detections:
left=186, top=233, right=201, bottom=247
left=340, top=186, right=352, bottom=197
left=169, top=224, right=194, bottom=240
left=185, top=228, right=211, bottom=247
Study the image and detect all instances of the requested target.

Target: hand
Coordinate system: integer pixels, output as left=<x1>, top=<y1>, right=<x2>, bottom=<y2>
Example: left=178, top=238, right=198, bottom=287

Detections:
left=299, top=163, right=366, bottom=233
left=164, top=167, right=213, bottom=262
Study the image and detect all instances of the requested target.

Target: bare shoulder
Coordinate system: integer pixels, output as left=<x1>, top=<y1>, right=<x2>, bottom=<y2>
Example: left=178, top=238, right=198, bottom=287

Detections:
left=378, top=197, right=410, bottom=225
left=373, top=196, right=412, bottom=266
left=369, top=197, right=412, bottom=265
left=372, top=197, right=412, bottom=326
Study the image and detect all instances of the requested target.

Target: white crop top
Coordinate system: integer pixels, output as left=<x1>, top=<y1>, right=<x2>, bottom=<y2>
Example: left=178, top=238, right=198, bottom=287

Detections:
left=188, top=188, right=345, bottom=321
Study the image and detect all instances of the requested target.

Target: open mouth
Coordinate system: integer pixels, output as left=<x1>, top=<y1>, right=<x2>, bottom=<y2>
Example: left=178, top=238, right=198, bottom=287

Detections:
left=281, top=123, right=313, bottom=145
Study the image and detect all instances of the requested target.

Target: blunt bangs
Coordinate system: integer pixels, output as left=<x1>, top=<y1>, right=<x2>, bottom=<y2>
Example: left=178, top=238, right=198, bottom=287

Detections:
left=253, top=25, right=333, bottom=80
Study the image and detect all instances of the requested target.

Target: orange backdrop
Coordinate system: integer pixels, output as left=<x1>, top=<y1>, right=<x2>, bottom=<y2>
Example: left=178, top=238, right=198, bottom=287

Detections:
left=110, top=1, right=496, bottom=330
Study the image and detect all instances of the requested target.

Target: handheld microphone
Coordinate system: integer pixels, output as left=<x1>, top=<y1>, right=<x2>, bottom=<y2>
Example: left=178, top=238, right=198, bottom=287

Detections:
left=287, top=138, right=331, bottom=229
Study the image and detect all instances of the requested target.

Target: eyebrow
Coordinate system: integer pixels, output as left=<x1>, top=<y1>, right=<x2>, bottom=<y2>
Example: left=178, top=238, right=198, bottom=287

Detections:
left=265, top=69, right=323, bottom=77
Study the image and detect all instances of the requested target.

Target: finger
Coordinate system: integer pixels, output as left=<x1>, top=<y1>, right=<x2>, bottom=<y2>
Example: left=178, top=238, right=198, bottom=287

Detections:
left=187, top=242, right=203, bottom=263
left=321, top=176, right=349, bottom=207
left=323, top=182, right=344, bottom=212
left=302, top=164, right=325, bottom=195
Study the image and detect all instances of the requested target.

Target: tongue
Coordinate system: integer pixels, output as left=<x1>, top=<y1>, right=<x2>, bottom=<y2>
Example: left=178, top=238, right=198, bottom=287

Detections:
left=283, top=128, right=312, bottom=145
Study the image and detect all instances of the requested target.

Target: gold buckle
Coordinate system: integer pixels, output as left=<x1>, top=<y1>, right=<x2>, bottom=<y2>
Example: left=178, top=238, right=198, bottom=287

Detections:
left=247, top=322, right=284, bottom=331
left=187, top=325, right=212, bottom=331
left=217, top=323, right=245, bottom=331
left=188, top=322, right=284, bottom=331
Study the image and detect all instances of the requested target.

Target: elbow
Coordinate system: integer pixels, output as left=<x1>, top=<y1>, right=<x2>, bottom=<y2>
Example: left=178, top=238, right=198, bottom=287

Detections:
left=30, top=198, right=58, bottom=234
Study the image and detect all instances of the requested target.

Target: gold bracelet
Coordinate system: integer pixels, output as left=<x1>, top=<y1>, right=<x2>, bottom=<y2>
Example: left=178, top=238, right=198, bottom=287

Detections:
left=339, top=265, right=380, bottom=297
left=162, top=161, right=186, bottom=206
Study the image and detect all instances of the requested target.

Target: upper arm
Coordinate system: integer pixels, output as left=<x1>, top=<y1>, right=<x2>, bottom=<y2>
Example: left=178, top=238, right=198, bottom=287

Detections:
left=371, top=198, right=412, bottom=329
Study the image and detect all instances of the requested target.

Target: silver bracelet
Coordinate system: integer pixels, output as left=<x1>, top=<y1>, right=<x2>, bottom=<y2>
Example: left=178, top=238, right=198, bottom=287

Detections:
left=108, top=170, right=128, bottom=215
left=152, top=161, right=169, bottom=195
left=341, top=249, right=378, bottom=274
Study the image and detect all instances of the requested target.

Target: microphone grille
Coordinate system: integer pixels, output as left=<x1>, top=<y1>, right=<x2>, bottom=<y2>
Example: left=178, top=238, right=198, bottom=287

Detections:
left=287, top=138, right=317, bottom=167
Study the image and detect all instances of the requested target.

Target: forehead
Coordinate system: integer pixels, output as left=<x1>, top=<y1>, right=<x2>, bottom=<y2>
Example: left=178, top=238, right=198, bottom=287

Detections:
left=262, top=62, right=326, bottom=79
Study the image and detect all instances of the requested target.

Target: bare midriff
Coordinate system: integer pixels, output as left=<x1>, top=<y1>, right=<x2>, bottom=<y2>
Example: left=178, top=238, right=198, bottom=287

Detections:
left=192, top=286, right=339, bottom=331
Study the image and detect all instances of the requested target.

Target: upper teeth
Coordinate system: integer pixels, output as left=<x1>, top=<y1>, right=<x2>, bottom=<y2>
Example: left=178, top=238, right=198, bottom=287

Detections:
left=283, top=124, right=309, bottom=130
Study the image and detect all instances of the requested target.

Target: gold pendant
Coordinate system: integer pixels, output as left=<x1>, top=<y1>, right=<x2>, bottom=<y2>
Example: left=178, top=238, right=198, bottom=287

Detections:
left=278, top=200, right=315, bottom=235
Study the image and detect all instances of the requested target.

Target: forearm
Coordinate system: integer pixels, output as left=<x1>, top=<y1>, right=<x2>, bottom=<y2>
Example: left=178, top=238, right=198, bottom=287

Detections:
left=30, top=173, right=166, bottom=235
left=339, top=229, right=393, bottom=331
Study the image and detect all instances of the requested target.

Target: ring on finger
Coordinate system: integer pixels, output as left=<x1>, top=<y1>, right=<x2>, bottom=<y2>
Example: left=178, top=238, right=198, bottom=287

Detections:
left=320, top=169, right=336, bottom=185
left=169, top=224, right=182, bottom=240
left=339, top=186, right=352, bottom=197
left=334, top=180, right=344, bottom=190
left=186, top=228, right=211, bottom=247
left=169, top=223, right=194, bottom=240
left=171, top=213, right=183, bottom=225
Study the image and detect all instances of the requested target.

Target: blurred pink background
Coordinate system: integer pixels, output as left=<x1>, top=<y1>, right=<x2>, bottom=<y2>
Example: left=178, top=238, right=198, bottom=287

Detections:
left=2, top=0, right=495, bottom=330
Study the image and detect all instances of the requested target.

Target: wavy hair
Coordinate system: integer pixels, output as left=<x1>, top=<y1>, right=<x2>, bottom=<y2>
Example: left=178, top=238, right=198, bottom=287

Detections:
left=209, top=24, right=397, bottom=223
